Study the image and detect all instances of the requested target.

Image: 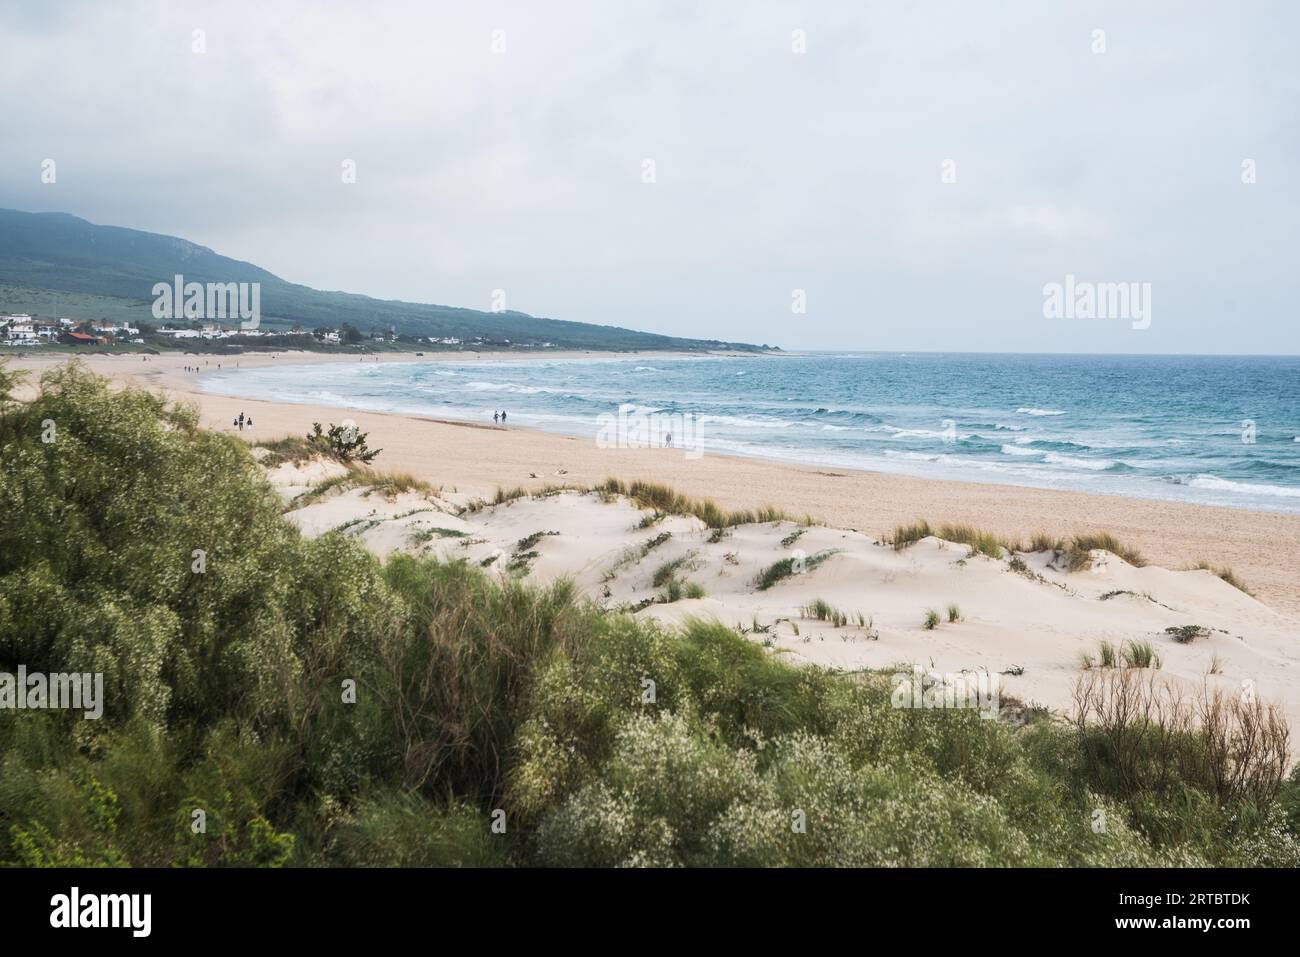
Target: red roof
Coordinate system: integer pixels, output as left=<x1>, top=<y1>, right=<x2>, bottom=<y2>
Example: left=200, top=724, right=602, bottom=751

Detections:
left=63, top=331, right=97, bottom=342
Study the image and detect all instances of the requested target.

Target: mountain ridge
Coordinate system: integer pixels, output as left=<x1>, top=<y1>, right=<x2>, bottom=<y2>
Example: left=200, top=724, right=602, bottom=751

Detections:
left=0, top=208, right=767, bottom=352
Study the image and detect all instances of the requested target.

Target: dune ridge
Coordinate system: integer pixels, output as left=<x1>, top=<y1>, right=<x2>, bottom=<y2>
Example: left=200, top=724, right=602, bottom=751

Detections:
left=266, top=457, right=1300, bottom=739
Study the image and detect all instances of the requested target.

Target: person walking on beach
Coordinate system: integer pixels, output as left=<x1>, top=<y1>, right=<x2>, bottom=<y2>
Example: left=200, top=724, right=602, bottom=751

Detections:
left=501, top=410, right=507, bottom=423
left=494, top=411, right=499, bottom=424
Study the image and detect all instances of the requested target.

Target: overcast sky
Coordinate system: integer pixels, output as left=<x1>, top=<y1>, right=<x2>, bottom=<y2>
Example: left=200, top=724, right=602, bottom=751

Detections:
left=1, top=1, right=1296, bottom=353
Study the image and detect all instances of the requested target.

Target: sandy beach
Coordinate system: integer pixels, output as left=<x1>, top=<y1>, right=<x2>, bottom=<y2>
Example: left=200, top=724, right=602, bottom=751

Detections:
left=12, top=350, right=1300, bottom=616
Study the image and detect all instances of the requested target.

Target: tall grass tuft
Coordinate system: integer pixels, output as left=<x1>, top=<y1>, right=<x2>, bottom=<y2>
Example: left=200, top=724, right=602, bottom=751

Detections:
left=890, top=519, right=934, bottom=549
left=1065, top=533, right=1146, bottom=570
left=1190, top=561, right=1253, bottom=596
left=889, top=520, right=1007, bottom=558
left=599, top=477, right=792, bottom=529
left=1123, top=639, right=1160, bottom=669
left=801, top=598, right=848, bottom=627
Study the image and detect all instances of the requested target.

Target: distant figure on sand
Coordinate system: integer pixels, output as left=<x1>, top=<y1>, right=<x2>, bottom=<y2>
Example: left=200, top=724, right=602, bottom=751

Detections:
left=493, top=412, right=499, bottom=424
left=501, top=411, right=507, bottom=423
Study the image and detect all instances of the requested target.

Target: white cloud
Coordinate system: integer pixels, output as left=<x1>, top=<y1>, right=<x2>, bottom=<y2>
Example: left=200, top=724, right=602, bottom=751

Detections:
left=0, top=0, right=1295, bottom=353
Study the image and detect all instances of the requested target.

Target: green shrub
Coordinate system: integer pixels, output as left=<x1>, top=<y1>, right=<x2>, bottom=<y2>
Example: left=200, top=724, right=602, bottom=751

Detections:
left=1165, top=625, right=1211, bottom=644
left=307, top=421, right=380, bottom=464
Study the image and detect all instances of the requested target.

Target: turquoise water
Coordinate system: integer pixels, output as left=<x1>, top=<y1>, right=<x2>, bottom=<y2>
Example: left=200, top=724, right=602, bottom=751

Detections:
left=205, top=352, right=1300, bottom=513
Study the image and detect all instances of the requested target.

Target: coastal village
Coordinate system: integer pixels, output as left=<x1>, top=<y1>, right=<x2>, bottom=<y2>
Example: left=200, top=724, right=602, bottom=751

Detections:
left=0, top=312, right=549, bottom=351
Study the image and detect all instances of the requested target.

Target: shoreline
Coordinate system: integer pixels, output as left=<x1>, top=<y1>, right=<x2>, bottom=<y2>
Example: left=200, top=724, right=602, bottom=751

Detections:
left=10, top=350, right=1300, bottom=614
left=200, top=366, right=1300, bottom=519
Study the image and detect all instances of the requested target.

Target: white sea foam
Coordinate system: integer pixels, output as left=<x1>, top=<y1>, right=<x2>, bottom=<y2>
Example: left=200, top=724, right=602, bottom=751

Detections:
left=1016, top=407, right=1066, bottom=417
left=1043, top=453, right=1115, bottom=471
left=883, top=450, right=942, bottom=463
left=699, top=414, right=790, bottom=429
left=1182, top=474, right=1300, bottom=499
left=462, top=380, right=565, bottom=395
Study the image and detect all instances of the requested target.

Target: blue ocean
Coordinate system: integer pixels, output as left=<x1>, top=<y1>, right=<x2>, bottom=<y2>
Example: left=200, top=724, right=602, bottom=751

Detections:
left=205, top=353, right=1300, bottom=513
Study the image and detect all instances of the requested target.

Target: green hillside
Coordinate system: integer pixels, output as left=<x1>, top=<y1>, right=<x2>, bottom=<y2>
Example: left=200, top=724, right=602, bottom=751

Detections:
left=0, top=208, right=766, bottom=352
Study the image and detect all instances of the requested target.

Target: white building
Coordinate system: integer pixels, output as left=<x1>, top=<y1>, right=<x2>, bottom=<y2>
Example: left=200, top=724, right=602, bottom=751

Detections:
left=92, top=321, right=140, bottom=336
left=3, top=316, right=39, bottom=344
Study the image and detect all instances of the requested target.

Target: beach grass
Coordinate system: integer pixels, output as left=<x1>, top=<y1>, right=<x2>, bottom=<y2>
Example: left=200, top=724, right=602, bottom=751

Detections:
left=892, top=521, right=1147, bottom=571
left=754, top=549, right=838, bottom=590
left=252, top=433, right=317, bottom=467
left=1123, top=639, right=1160, bottom=669
left=652, top=557, right=689, bottom=588
left=1063, top=532, right=1146, bottom=569
left=599, top=477, right=799, bottom=528
left=800, top=597, right=848, bottom=627
left=889, top=519, right=1006, bottom=558
left=1190, top=560, right=1253, bottom=595
left=292, top=462, right=438, bottom=506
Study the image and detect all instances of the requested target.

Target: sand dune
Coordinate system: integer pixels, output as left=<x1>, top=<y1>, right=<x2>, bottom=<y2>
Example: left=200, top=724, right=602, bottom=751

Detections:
left=266, top=460, right=1300, bottom=737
